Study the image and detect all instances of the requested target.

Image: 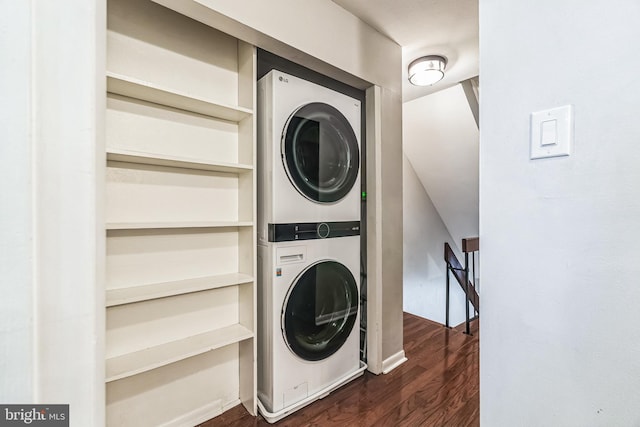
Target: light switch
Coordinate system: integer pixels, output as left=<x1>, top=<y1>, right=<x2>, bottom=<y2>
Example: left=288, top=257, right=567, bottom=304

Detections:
left=540, top=119, right=557, bottom=146
left=530, top=105, right=573, bottom=159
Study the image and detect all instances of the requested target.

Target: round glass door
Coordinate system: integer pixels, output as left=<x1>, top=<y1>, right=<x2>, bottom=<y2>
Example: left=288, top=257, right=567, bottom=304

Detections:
left=282, top=260, right=358, bottom=361
left=282, top=102, right=359, bottom=203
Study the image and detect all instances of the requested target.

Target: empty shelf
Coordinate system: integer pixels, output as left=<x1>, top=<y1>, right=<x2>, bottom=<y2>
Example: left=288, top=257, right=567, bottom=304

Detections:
left=106, top=323, right=254, bottom=382
left=106, top=221, right=253, bottom=230
left=106, top=273, right=254, bottom=307
left=107, top=149, right=253, bottom=173
left=107, top=72, right=252, bottom=122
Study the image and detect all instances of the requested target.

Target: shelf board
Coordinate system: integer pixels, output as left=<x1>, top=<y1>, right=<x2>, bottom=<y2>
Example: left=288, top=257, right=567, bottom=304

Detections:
left=106, top=72, right=253, bottom=122
left=107, top=148, right=253, bottom=173
left=106, top=323, right=253, bottom=382
left=106, top=272, right=254, bottom=307
left=106, top=221, right=253, bottom=230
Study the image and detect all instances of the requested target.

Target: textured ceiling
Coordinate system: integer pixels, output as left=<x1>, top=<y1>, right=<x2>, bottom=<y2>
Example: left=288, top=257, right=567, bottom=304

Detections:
left=332, top=0, right=478, bottom=101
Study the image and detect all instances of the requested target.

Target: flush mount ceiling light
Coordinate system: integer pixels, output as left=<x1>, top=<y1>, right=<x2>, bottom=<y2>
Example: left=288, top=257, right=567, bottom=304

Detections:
left=408, top=55, right=448, bottom=86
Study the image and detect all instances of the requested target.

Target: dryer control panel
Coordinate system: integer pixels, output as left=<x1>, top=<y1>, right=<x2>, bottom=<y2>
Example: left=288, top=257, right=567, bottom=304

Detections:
left=268, top=221, right=360, bottom=242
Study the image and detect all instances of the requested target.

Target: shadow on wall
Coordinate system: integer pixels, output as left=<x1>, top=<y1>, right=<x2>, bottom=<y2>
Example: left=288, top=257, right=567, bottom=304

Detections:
left=402, top=84, right=479, bottom=250
left=402, top=155, right=470, bottom=325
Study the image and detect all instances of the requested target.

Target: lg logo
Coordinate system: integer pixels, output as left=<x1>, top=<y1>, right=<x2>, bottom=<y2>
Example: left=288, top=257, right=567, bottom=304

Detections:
left=278, top=76, right=289, bottom=83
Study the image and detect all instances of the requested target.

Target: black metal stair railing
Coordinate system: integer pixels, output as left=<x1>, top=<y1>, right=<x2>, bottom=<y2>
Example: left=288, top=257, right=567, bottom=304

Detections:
left=444, top=238, right=479, bottom=335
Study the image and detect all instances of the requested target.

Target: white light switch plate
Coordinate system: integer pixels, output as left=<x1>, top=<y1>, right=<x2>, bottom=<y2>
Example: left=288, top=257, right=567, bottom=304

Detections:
left=530, top=105, right=573, bottom=159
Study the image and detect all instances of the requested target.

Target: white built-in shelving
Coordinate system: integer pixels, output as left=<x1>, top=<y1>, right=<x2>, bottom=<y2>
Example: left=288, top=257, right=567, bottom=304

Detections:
left=104, top=0, right=257, bottom=425
left=106, top=72, right=253, bottom=122
left=106, top=272, right=253, bottom=307
left=106, top=323, right=254, bottom=382
left=106, top=148, right=253, bottom=174
left=106, top=220, right=253, bottom=230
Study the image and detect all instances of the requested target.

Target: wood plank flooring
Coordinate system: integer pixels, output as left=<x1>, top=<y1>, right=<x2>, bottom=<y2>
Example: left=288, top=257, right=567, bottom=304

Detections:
left=200, top=312, right=479, bottom=427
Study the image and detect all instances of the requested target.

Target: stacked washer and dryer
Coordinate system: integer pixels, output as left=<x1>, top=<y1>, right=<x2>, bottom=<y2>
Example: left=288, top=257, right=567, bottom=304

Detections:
left=256, top=70, right=365, bottom=422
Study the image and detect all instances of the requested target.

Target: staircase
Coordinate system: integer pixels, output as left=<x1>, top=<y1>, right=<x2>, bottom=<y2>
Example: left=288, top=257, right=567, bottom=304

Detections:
left=444, top=237, right=479, bottom=335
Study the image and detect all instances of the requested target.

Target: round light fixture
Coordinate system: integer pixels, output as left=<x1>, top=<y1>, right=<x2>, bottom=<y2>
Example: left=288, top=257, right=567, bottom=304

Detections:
left=408, top=55, right=447, bottom=86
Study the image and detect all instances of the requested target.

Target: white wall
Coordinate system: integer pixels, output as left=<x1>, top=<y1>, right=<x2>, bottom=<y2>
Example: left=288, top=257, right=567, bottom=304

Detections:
left=402, top=84, right=478, bottom=326
left=0, top=0, right=34, bottom=403
left=403, top=84, right=479, bottom=248
left=153, top=0, right=400, bottom=93
left=0, top=0, right=105, bottom=424
left=377, top=85, right=405, bottom=366
left=480, top=1, right=640, bottom=425
left=403, top=155, right=470, bottom=325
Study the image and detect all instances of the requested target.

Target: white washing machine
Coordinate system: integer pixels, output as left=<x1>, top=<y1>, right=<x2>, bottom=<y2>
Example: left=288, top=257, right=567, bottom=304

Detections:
left=257, top=70, right=361, bottom=244
left=257, top=235, right=365, bottom=423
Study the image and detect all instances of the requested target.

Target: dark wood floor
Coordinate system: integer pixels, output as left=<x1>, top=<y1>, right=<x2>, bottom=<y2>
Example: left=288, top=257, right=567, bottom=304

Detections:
left=200, top=313, right=479, bottom=427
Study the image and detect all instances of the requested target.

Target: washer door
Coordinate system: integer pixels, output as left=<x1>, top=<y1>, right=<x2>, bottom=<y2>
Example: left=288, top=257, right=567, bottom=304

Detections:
left=282, top=102, right=359, bottom=203
left=282, top=260, right=358, bottom=361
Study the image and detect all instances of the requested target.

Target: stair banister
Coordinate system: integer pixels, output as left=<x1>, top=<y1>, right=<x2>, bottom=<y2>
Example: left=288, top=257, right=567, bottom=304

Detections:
left=444, top=238, right=480, bottom=335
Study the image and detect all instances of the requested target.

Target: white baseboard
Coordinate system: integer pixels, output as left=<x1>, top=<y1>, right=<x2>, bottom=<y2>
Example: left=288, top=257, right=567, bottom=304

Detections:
left=160, top=398, right=239, bottom=427
left=381, top=350, right=408, bottom=374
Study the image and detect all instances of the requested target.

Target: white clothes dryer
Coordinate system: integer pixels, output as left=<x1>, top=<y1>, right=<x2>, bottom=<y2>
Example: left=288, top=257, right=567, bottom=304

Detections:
left=257, top=235, right=364, bottom=423
left=257, top=70, right=361, bottom=244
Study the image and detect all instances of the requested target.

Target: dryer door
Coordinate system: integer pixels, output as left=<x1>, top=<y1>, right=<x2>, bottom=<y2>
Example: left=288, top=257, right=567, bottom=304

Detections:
left=282, top=102, right=359, bottom=203
left=282, top=260, right=358, bottom=361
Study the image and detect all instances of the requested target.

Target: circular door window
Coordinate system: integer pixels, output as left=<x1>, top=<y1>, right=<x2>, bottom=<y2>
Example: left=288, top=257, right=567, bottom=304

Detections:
left=282, top=260, right=359, bottom=361
left=282, top=102, right=359, bottom=203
